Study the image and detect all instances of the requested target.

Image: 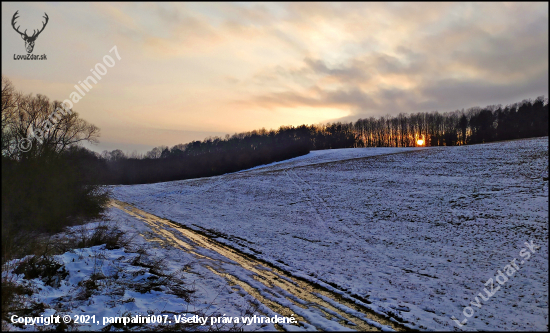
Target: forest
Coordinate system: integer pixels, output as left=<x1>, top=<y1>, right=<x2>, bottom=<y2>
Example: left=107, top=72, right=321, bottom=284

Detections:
left=1, top=73, right=547, bottom=260
left=98, top=96, right=548, bottom=184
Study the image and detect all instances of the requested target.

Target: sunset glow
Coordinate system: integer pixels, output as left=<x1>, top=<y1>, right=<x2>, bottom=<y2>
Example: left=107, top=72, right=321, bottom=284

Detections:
left=1, top=2, right=547, bottom=153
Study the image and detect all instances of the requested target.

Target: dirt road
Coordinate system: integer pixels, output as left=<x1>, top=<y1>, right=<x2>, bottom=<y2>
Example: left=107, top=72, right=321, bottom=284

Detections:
left=110, top=199, right=408, bottom=331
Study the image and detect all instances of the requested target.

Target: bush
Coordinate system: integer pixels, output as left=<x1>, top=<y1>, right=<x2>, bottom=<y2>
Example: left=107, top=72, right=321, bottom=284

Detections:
left=1, top=150, right=109, bottom=263
left=13, top=255, right=68, bottom=288
left=57, top=222, right=130, bottom=252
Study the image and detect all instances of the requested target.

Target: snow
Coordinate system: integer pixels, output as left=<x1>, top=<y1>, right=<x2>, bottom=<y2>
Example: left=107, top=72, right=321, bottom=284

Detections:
left=5, top=138, right=548, bottom=331
left=3, top=212, right=280, bottom=331
left=239, top=147, right=422, bottom=173
left=110, top=138, right=548, bottom=331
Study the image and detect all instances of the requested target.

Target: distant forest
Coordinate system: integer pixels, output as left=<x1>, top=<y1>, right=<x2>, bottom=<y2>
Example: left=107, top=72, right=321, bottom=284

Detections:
left=2, top=73, right=547, bottom=186
left=3, top=75, right=547, bottom=262
left=90, top=96, right=547, bottom=184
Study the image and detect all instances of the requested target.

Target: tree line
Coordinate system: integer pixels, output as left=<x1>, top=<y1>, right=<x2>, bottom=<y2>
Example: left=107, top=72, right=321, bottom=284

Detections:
left=101, top=127, right=311, bottom=184
left=352, top=97, right=547, bottom=147
left=94, top=96, right=547, bottom=184
left=2, top=74, right=548, bottom=236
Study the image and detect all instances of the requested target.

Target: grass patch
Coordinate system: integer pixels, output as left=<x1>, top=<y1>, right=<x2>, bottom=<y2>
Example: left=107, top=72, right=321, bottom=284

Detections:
left=13, top=255, right=68, bottom=288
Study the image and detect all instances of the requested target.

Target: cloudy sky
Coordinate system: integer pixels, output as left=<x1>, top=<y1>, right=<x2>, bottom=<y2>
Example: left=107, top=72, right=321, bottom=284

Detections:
left=2, top=2, right=548, bottom=154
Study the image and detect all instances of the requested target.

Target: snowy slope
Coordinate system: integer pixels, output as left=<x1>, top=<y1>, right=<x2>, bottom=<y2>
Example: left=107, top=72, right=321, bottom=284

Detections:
left=239, top=147, right=422, bottom=173
left=111, top=138, right=548, bottom=331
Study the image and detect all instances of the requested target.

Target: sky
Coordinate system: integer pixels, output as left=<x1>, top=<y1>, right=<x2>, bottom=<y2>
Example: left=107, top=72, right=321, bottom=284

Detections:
left=2, top=2, right=548, bottom=154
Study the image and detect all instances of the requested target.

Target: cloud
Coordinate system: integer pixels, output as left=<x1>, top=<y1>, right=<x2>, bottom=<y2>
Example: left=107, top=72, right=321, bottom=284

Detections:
left=233, top=2, right=547, bottom=120
left=303, top=57, right=370, bottom=83
left=2, top=2, right=547, bottom=152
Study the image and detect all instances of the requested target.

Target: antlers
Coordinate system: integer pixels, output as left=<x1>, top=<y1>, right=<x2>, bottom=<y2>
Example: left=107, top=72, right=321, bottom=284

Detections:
left=11, top=10, right=49, bottom=39
left=11, top=10, right=25, bottom=37
left=33, top=13, right=49, bottom=38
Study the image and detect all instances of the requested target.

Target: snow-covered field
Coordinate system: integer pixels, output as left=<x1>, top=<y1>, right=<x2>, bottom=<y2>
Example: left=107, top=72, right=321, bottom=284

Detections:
left=111, top=138, right=548, bottom=331
left=5, top=138, right=548, bottom=331
left=239, top=147, right=421, bottom=173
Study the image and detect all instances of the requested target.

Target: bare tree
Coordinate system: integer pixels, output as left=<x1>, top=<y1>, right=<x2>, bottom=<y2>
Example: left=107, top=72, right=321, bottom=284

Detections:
left=129, top=150, right=142, bottom=159
left=145, top=146, right=168, bottom=159
left=1, top=76, right=20, bottom=154
left=1, top=76, right=100, bottom=159
left=109, top=149, right=126, bottom=161
left=101, top=150, right=110, bottom=160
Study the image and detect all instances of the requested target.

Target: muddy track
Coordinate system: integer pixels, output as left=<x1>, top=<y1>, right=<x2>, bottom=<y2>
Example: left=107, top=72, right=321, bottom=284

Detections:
left=110, top=199, right=411, bottom=331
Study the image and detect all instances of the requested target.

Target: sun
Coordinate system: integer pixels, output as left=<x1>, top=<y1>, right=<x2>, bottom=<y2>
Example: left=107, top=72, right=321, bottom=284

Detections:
left=417, top=139, right=424, bottom=146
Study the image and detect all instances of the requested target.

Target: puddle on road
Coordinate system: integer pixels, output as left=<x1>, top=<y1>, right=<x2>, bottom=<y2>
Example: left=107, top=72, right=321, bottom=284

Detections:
left=111, top=199, right=407, bottom=331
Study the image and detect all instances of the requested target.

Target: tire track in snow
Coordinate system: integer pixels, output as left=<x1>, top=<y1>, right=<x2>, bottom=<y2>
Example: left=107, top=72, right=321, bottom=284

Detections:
left=285, top=167, right=381, bottom=250
left=110, top=199, right=408, bottom=332
left=284, top=168, right=330, bottom=235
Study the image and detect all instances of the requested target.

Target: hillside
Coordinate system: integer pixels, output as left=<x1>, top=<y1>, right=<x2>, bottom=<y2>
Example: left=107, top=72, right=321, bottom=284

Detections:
left=111, top=137, right=549, bottom=330
left=5, top=138, right=548, bottom=331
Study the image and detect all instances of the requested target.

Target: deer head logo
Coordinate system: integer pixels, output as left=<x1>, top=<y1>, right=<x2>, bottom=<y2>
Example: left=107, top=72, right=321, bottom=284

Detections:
left=11, top=10, right=49, bottom=54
